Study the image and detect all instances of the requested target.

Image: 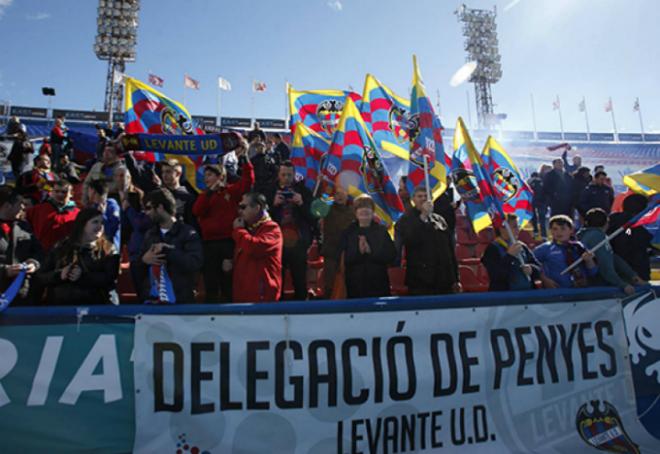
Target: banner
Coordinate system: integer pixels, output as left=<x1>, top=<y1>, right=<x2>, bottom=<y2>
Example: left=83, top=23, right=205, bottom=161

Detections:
left=121, top=133, right=237, bottom=156
left=133, top=298, right=659, bottom=453
left=0, top=322, right=134, bottom=452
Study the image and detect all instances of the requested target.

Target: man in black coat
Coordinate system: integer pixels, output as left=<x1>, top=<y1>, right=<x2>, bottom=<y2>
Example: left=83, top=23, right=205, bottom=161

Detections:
left=579, top=170, right=614, bottom=215
left=265, top=161, right=316, bottom=300
left=139, top=188, right=202, bottom=303
left=543, top=159, right=573, bottom=216
left=0, top=186, right=43, bottom=305
left=397, top=187, right=460, bottom=295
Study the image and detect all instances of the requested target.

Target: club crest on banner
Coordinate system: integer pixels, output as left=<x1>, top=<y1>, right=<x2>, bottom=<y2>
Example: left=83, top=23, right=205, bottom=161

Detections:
left=451, top=168, right=480, bottom=202
left=161, top=108, right=193, bottom=135
left=316, top=99, right=345, bottom=136
left=575, top=400, right=640, bottom=453
left=387, top=105, right=412, bottom=145
left=360, top=145, right=386, bottom=194
left=491, top=167, right=521, bottom=202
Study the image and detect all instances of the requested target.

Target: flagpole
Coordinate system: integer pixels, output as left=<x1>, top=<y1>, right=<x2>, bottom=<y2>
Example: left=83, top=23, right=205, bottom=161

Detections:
left=285, top=80, right=290, bottom=128
left=583, top=96, right=591, bottom=141
left=216, top=81, right=221, bottom=127
left=530, top=93, right=538, bottom=141
left=556, top=95, right=564, bottom=140
left=183, top=76, right=187, bottom=109
left=436, top=89, right=442, bottom=117
left=637, top=97, right=645, bottom=142
left=609, top=97, right=618, bottom=141
left=423, top=155, right=432, bottom=201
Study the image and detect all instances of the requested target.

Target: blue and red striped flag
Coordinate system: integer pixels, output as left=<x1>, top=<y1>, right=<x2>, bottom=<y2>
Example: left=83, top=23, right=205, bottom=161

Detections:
left=452, top=117, right=502, bottom=233
left=321, top=97, right=404, bottom=225
left=481, top=136, right=534, bottom=229
left=407, top=55, right=450, bottom=199
left=288, top=86, right=361, bottom=139
left=361, top=74, right=410, bottom=185
left=124, top=76, right=204, bottom=191
left=290, top=122, right=330, bottom=191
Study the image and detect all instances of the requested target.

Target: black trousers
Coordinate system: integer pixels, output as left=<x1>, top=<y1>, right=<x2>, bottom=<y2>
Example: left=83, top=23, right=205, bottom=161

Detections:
left=282, top=242, right=308, bottom=300
left=202, top=239, right=234, bottom=303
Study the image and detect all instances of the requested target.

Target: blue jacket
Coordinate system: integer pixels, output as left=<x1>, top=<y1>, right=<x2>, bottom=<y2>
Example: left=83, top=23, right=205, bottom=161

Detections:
left=533, top=240, right=598, bottom=288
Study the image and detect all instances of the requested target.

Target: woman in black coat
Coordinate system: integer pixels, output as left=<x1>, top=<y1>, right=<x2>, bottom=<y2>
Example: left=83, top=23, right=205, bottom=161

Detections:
left=38, top=208, right=120, bottom=305
left=339, top=195, right=396, bottom=298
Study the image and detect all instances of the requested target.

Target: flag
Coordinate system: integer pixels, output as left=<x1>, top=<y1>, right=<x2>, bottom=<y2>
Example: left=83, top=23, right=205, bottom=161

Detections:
left=361, top=74, right=411, bottom=186
left=253, top=80, right=267, bottom=92
left=604, top=98, right=613, bottom=112
left=148, top=265, right=176, bottom=304
left=623, top=164, right=660, bottom=197
left=290, top=122, right=330, bottom=191
left=629, top=196, right=660, bottom=248
left=552, top=96, right=560, bottom=110
left=481, top=136, right=534, bottom=229
left=113, top=70, right=126, bottom=85
left=148, top=73, right=164, bottom=87
left=452, top=117, right=502, bottom=233
left=288, top=86, right=361, bottom=138
left=184, top=74, right=200, bottom=90
left=321, top=97, right=404, bottom=225
left=124, top=76, right=204, bottom=191
left=406, top=55, right=450, bottom=199
left=633, top=98, right=640, bottom=112
left=218, top=77, right=231, bottom=91
left=578, top=99, right=586, bottom=112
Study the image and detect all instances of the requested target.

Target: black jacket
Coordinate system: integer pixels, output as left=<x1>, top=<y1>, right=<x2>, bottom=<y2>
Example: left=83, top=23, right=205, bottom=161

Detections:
left=252, top=152, right=278, bottom=194
left=138, top=221, right=203, bottom=303
left=527, top=175, right=546, bottom=207
left=608, top=212, right=654, bottom=280
left=0, top=221, right=43, bottom=305
left=579, top=183, right=614, bottom=215
left=397, top=209, right=458, bottom=294
left=433, top=188, right=458, bottom=232
left=481, top=241, right=540, bottom=291
left=340, top=221, right=396, bottom=298
left=543, top=169, right=573, bottom=214
left=265, top=180, right=316, bottom=248
left=38, top=243, right=120, bottom=306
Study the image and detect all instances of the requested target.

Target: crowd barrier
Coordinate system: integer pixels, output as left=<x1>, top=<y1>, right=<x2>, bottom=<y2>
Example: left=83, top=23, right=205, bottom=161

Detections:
left=0, top=286, right=659, bottom=453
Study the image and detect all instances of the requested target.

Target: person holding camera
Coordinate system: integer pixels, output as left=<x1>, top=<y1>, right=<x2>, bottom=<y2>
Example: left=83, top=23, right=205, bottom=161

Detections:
left=192, top=142, right=253, bottom=303
left=265, top=161, right=315, bottom=300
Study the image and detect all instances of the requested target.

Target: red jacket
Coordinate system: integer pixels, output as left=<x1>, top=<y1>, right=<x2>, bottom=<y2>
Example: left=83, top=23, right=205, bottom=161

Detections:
left=232, top=218, right=283, bottom=303
left=26, top=201, right=80, bottom=252
left=192, top=161, right=254, bottom=241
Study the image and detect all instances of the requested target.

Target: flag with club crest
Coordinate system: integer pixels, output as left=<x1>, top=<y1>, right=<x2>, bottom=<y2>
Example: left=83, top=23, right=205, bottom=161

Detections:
left=321, top=97, right=404, bottom=225
left=452, top=117, right=503, bottom=233
left=481, top=136, right=534, bottom=229
left=360, top=74, right=411, bottom=186
left=290, top=122, right=330, bottom=191
left=406, top=55, right=450, bottom=199
left=124, top=76, right=205, bottom=191
left=288, top=86, right=361, bottom=139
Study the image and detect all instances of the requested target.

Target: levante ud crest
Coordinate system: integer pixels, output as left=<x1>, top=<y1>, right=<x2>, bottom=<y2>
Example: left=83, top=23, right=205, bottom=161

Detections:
left=388, top=105, right=413, bottom=145
left=451, top=168, right=480, bottom=203
left=491, top=167, right=520, bottom=202
left=575, top=400, right=640, bottom=453
left=160, top=107, right=194, bottom=135
left=316, top=99, right=344, bottom=136
left=360, top=145, right=386, bottom=194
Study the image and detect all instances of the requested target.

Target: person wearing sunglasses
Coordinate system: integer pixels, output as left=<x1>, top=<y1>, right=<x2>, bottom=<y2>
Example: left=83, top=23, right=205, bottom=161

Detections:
left=232, top=192, right=283, bottom=303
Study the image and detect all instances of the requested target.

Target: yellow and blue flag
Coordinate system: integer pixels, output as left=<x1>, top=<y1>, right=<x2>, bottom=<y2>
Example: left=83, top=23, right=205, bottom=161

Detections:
left=361, top=74, right=410, bottom=186
left=481, top=136, right=534, bottom=228
left=623, top=163, right=660, bottom=196
left=321, top=98, right=404, bottom=225
left=288, top=85, right=361, bottom=139
left=124, top=76, right=203, bottom=191
left=452, top=118, right=502, bottom=233
left=407, top=55, right=449, bottom=199
left=290, top=122, right=330, bottom=191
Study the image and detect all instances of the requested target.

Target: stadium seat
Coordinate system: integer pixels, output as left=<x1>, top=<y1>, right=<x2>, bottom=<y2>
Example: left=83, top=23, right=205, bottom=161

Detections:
left=388, top=267, right=408, bottom=296
left=459, top=265, right=482, bottom=292
left=475, top=242, right=490, bottom=259
left=456, top=244, right=475, bottom=260
left=456, top=227, right=477, bottom=245
left=517, top=229, right=533, bottom=245
left=477, top=228, right=495, bottom=244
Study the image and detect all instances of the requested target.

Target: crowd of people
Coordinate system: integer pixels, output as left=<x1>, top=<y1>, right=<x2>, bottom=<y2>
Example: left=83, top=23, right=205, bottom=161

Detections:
left=0, top=116, right=655, bottom=306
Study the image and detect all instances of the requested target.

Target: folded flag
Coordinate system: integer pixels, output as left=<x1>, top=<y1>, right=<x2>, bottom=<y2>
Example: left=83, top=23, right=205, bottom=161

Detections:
left=184, top=74, right=200, bottom=90
left=452, top=117, right=502, bottom=233
left=361, top=74, right=411, bottom=186
left=623, top=163, right=660, bottom=197
left=290, top=122, right=330, bottom=191
left=288, top=86, right=361, bottom=138
left=481, top=136, right=534, bottom=229
left=148, top=73, right=164, bottom=87
left=218, top=76, right=232, bottom=91
left=322, top=97, right=404, bottom=225
left=253, top=80, right=267, bottom=92
left=407, top=55, right=450, bottom=199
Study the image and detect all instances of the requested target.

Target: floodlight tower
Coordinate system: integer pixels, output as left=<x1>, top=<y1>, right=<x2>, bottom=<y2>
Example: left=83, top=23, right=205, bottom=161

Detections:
left=94, top=0, right=140, bottom=124
left=455, top=4, right=502, bottom=129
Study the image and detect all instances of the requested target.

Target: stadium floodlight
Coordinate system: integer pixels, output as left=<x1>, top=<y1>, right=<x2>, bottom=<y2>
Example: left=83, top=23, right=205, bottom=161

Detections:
left=455, top=3, right=502, bottom=129
left=94, top=0, right=140, bottom=124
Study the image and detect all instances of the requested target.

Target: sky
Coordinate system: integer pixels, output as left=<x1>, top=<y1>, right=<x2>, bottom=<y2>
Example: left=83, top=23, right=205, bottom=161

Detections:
left=0, top=0, right=658, bottom=133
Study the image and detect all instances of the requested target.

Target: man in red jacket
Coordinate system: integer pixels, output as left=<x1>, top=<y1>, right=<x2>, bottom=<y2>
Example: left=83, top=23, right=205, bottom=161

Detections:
left=26, top=180, right=80, bottom=252
left=193, top=145, right=254, bottom=302
left=232, top=192, right=283, bottom=303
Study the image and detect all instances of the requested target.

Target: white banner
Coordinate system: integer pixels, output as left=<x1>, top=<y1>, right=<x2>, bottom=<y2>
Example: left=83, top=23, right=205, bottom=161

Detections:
left=133, top=299, right=659, bottom=453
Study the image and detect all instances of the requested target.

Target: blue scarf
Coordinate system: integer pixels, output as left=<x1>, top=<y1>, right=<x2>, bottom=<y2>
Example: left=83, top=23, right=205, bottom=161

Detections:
left=0, top=268, right=28, bottom=312
left=147, top=265, right=176, bottom=304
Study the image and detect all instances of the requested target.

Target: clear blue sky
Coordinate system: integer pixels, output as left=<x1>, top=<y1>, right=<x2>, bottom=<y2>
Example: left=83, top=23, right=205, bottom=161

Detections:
left=0, top=0, right=657, bottom=133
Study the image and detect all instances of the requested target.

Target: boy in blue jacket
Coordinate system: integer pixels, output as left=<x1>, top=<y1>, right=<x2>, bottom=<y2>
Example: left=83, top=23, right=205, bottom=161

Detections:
left=533, top=215, right=598, bottom=288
